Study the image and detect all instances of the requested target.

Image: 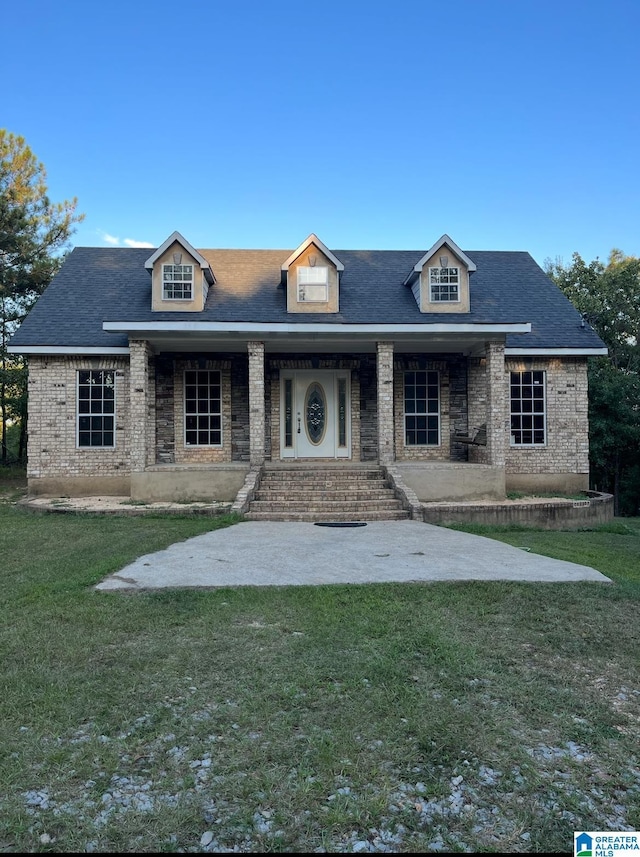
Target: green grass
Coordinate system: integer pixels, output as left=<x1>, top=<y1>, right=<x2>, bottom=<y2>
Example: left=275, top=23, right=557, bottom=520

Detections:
left=0, top=503, right=639, bottom=853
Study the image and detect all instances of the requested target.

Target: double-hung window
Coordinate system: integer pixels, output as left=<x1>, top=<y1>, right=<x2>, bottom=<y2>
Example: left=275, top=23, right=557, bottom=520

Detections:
left=510, top=370, right=546, bottom=445
left=297, top=266, right=328, bottom=302
left=404, top=370, right=440, bottom=445
left=163, top=263, right=193, bottom=300
left=184, top=370, right=222, bottom=446
left=77, top=370, right=115, bottom=447
left=429, top=267, right=459, bottom=302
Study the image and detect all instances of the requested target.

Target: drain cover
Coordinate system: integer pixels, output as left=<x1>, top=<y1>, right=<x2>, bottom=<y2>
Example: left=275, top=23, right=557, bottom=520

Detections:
left=314, top=521, right=368, bottom=528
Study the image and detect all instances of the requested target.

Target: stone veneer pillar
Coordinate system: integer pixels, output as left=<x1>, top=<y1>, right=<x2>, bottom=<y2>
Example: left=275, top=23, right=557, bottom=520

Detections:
left=248, top=341, right=265, bottom=466
left=485, top=340, right=506, bottom=468
left=377, top=341, right=395, bottom=464
left=129, top=339, right=151, bottom=472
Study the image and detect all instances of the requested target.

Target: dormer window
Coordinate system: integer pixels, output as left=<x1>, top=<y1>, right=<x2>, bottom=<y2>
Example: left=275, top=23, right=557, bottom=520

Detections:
left=163, top=263, right=193, bottom=300
left=404, top=235, right=474, bottom=314
left=297, top=266, right=329, bottom=302
left=429, top=267, right=459, bottom=302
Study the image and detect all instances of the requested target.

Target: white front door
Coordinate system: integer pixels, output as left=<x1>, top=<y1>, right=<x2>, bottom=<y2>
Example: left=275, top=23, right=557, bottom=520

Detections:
left=281, top=370, right=350, bottom=459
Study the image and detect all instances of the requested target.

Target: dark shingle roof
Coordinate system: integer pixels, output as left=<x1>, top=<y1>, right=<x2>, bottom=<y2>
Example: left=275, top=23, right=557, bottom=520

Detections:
left=9, top=245, right=606, bottom=350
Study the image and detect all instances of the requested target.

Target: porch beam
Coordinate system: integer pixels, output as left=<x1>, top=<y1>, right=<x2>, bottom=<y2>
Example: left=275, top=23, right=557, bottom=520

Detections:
left=248, top=340, right=266, bottom=466
left=377, top=341, right=395, bottom=464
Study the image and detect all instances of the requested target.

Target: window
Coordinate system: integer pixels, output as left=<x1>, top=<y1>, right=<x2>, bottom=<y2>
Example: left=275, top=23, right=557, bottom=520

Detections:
left=163, top=263, right=193, bottom=300
left=510, top=370, right=546, bottom=445
left=284, top=378, right=293, bottom=448
left=404, top=371, right=439, bottom=446
left=297, top=266, right=328, bottom=302
left=429, top=266, right=459, bottom=302
left=184, top=370, right=222, bottom=446
left=77, top=370, right=115, bottom=447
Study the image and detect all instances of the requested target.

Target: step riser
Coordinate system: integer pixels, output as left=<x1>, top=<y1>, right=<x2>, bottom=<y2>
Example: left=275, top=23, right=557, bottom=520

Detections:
left=250, top=501, right=402, bottom=512
left=256, top=488, right=390, bottom=503
left=245, top=511, right=410, bottom=522
left=260, top=476, right=384, bottom=483
left=259, top=478, right=388, bottom=485
left=247, top=465, right=406, bottom=522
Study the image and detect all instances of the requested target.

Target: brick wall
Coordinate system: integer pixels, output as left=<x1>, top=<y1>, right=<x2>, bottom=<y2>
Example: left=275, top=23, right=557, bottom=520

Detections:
left=26, top=351, right=590, bottom=482
left=26, top=356, right=131, bottom=479
left=448, top=357, right=469, bottom=463
left=358, top=356, right=378, bottom=461
left=172, top=358, right=232, bottom=463
left=248, top=341, right=265, bottom=466
left=505, top=356, right=589, bottom=475
left=391, top=354, right=467, bottom=463
left=155, top=357, right=175, bottom=464
left=231, top=357, right=250, bottom=461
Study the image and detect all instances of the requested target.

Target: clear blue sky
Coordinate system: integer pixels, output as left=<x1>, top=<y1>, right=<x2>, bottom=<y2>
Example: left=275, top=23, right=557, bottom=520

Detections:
left=4, top=0, right=639, bottom=268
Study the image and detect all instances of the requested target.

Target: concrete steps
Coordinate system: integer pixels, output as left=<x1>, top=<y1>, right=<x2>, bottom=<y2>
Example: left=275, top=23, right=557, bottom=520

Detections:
left=245, top=465, right=409, bottom=522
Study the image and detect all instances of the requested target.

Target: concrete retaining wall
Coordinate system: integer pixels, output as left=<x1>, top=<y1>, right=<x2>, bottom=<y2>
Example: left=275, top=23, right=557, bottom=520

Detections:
left=131, top=464, right=249, bottom=502
left=395, top=462, right=506, bottom=502
left=420, top=491, right=614, bottom=530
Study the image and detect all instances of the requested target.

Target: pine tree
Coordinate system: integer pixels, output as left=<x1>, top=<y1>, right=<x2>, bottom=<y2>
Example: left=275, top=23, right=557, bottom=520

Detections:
left=0, top=130, right=83, bottom=462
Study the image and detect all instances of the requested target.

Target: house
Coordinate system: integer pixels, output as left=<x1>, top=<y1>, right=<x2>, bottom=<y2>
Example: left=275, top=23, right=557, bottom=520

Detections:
left=9, top=231, right=607, bottom=514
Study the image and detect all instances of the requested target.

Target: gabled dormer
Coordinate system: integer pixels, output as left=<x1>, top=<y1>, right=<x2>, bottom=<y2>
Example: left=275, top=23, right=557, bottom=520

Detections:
left=146, top=231, right=215, bottom=312
left=404, top=234, right=476, bottom=314
left=281, top=233, right=344, bottom=314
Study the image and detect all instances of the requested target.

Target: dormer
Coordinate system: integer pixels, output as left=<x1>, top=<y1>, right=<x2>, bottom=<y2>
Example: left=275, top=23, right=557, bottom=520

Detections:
left=403, top=234, right=476, bottom=313
left=281, top=233, right=344, bottom=314
left=146, top=231, right=215, bottom=312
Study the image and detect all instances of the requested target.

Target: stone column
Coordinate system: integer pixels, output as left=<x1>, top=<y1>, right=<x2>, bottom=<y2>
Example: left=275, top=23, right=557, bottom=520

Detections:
left=129, top=339, right=152, bottom=472
left=248, top=341, right=265, bottom=466
left=376, top=341, right=395, bottom=464
left=485, top=340, right=506, bottom=468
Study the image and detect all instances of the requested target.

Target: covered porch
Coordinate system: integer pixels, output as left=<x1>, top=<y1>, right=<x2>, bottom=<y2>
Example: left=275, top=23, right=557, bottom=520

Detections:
left=121, top=324, right=519, bottom=504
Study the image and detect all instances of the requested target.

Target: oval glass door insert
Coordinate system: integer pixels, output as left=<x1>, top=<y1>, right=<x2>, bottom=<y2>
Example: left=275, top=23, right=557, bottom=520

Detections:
left=305, top=382, right=326, bottom=445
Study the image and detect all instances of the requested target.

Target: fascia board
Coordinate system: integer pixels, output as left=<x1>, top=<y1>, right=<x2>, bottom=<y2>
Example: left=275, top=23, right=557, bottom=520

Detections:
left=505, top=347, right=608, bottom=356
left=7, top=345, right=131, bottom=355
left=103, top=321, right=531, bottom=335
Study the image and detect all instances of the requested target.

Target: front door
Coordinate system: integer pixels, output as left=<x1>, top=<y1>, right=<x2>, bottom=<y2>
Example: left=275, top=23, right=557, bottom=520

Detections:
left=281, top=370, right=350, bottom=459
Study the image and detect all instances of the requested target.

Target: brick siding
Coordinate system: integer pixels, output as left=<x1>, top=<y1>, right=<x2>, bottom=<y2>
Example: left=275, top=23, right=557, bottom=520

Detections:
left=26, top=355, right=130, bottom=479
left=505, top=356, right=589, bottom=475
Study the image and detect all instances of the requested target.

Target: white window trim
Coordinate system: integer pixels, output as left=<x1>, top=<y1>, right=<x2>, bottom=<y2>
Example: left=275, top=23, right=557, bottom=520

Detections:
left=76, top=369, right=116, bottom=449
left=428, top=266, right=460, bottom=303
left=297, top=266, right=329, bottom=303
left=404, top=370, right=441, bottom=447
left=163, top=263, right=194, bottom=301
left=183, top=369, right=223, bottom=448
left=509, top=370, right=547, bottom=447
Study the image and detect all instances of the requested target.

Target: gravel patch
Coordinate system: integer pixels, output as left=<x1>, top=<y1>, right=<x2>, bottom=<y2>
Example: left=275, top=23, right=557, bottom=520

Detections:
left=17, top=706, right=639, bottom=853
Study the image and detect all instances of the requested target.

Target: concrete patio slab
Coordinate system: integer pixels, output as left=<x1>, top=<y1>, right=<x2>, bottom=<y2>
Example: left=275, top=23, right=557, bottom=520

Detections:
left=95, top=520, right=610, bottom=590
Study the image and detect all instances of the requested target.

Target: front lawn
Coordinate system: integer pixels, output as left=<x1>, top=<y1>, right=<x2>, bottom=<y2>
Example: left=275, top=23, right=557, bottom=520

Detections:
left=1, top=504, right=638, bottom=853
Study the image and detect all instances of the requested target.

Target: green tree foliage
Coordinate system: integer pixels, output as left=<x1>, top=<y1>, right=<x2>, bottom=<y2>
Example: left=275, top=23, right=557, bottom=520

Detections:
left=0, top=130, right=83, bottom=463
left=546, top=251, right=640, bottom=514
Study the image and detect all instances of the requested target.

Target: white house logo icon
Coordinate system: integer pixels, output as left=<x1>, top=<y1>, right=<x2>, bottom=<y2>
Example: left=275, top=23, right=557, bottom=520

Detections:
left=575, top=833, right=593, bottom=857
